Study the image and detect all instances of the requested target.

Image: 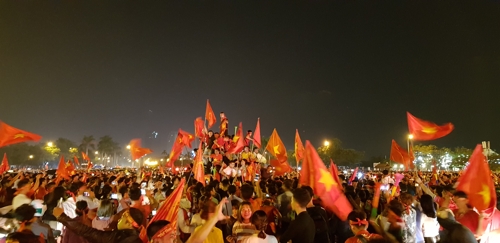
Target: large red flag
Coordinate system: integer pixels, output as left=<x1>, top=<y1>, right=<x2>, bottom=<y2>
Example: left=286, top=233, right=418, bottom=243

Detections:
left=0, top=153, right=9, bottom=174
left=193, top=143, right=206, bottom=186
left=390, top=139, right=411, bottom=169
left=294, top=129, right=305, bottom=164
left=167, top=133, right=184, bottom=168
left=456, top=144, right=496, bottom=211
left=81, top=152, right=90, bottom=162
left=194, top=117, right=204, bottom=138
left=0, top=122, right=42, bottom=148
left=178, top=129, right=195, bottom=148
left=300, top=141, right=352, bottom=220
left=227, top=122, right=245, bottom=154
left=270, top=159, right=292, bottom=176
left=266, top=129, right=291, bottom=174
left=129, top=139, right=153, bottom=160
left=407, top=112, right=454, bottom=141
left=253, top=118, right=261, bottom=148
left=73, top=156, right=80, bottom=166
left=55, top=156, right=70, bottom=184
left=140, top=178, right=186, bottom=242
left=205, top=100, right=216, bottom=129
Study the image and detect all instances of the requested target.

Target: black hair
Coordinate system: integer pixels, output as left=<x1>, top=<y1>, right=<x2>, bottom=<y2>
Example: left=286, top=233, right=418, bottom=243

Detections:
left=241, top=184, right=254, bottom=200
left=453, top=190, right=468, bottom=199
left=129, top=187, right=142, bottom=201
left=17, top=179, right=30, bottom=189
left=128, top=208, right=145, bottom=229
left=251, top=210, right=268, bottom=239
left=292, top=188, right=311, bottom=208
left=14, top=204, right=35, bottom=224
left=302, top=186, right=314, bottom=197
left=76, top=201, right=89, bottom=216
left=420, top=194, right=436, bottom=218
left=146, top=220, right=170, bottom=240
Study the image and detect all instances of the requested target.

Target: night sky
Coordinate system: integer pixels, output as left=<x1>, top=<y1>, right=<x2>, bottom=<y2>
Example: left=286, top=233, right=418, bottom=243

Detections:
left=1, top=1, right=499, bottom=158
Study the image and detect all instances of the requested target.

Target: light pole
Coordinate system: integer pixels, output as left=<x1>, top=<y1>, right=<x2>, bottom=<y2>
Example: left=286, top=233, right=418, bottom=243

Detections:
left=407, top=134, right=414, bottom=153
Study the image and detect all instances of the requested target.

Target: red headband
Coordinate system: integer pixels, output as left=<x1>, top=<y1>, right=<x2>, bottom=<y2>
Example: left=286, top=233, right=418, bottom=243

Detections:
left=349, top=218, right=368, bottom=226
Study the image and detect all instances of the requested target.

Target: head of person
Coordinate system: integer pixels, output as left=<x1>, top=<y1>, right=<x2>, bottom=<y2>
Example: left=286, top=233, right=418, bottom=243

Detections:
left=387, top=200, right=404, bottom=224
left=214, top=148, right=220, bottom=155
left=147, top=220, right=174, bottom=243
left=129, top=187, right=142, bottom=202
left=16, top=179, right=31, bottom=195
left=243, top=146, right=250, bottom=152
left=200, top=200, right=217, bottom=220
left=251, top=210, right=268, bottom=239
left=240, top=184, right=254, bottom=201
left=119, top=186, right=129, bottom=199
left=117, top=208, right=144, bottom=231
left=76, top=201, right=89, bottom=217
left=420, top=194, right=436, bottom=218
left=291, top=188, right=311, bottom=212
left=228, top=185, right=237, bottom=195
left=97, top=199, right=115, bottom=218
left=238, top=202, right=253, bottom=223
left=14, top=204, right=36, bottom=228
left=282, top=179, right=293, bottom=191
left=453, top=191, right=470, bottom=209
left=253, top=147, right=259, bottom=153
left=399, top=192, right=414, bottom=207
left=348, top=210, right=369, bottom=234
left=231, top=200, right=240, bottom=218
left=208, top=130, right=214, bottom=137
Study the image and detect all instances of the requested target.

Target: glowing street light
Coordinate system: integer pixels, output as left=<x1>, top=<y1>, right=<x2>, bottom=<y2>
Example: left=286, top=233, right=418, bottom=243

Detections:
left=126, top=145, right=131, bottom=150
left=95, top=151, right=98, bottom=155
left=47, top=142, right=53, bottom=147
left=324, top=140, right=330, bottom=147
left=29, top=155, right=34, bottom=159
left=408, top=134, right=414, bottom=140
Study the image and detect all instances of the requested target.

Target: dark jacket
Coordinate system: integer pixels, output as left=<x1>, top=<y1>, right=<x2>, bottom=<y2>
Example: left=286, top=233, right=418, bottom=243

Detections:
left=58, top=214, right=143, bottom=243
left=437, top=214, right=477, bottom=243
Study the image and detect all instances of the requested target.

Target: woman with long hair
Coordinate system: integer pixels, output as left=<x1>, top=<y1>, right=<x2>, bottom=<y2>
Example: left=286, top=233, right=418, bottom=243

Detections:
left=231, top=202, right=256, bottom=241
left=240, top=210, right=277, bottom=243
left=420, top=194, right=440, bottom=243
left=92, top=199, right=115, bottom=231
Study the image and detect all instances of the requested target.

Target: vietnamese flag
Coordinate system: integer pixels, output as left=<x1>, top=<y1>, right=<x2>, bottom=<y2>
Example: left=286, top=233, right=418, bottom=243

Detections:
left=294, top=129, right=305, bottom=163
left=73, top=156, right=80, bottom=166
left=233, top=122, right=242, bottom=143
left=194, top=117, right=204, bottom=138
left=407, top=112, right=454, bottom=141
left=0, top=153, right=9, bottom=174
left=227, top=122, right=245, bottom=154
left=167, top=133, right=184, bottom=167
left=129, top=139, right=153, bottom=160
left=81, top=152, right=90, bottom=162
left=253, top=118, right=261, bottom=148
left=270, top=159, right=292, bottom=176
left=329, top=159, right=342, bottom=189
left=0, top=121, right=42, bottom=148
left=66, top=161, right=76, bottom=176
left=179, top=129, right=195, bottom=148
left=390, top=139, right=412, bottom=169
left=300, top=141, right=352, bottom=220
left=456, top=144, right=496, bottom=211
left=55, top=156, right=70, bottom=184
left=205, top=100, right=216, bottom=129
left=193, top=143, right=205, bottom=186
left=265, top=129, right=288, bottom=163
left=139, top=178, right=186, bottom=242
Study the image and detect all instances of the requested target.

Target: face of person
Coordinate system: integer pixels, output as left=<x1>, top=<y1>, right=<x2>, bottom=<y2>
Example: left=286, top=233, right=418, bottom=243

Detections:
left=230, top=163, right=235, bottom=168
left=455, top=197, right=468, bottom=208
left=208, top=131, right=213, bottom=136
left=240, top=205, right=252, bottom=220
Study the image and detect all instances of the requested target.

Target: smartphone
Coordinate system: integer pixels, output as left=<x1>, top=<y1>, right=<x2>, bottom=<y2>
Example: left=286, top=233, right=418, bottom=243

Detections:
left=112, top=181, right=117, bottom=185
left=83, top=192, right=90, bottom=197
left=415, top=183, right=419, bottom=186
left=111, top=193, right=118, bottom=199
left=152, top=210, right=157, bottom=216
left=141, top=182, right=146, bottom=188
left=141, top=189, right=146, bottom=195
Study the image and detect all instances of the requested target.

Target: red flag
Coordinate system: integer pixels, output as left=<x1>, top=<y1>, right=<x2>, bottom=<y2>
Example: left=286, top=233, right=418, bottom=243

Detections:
left=233, top=122, right=242, bottom=143
left=194, top=117, right=204, bottom=138
left=193, top=143, right=205, bottom=186
left=73, top=156, right=80, bottom=166
left=167, top=133, right=184, bottom=168
left=265, top=129, right=288, bottom=163
left=407, top=112, right=454, bottom=141
left=227, top=122, right=245, bottom=154
left=220, top=113, right=228, bottom=136
left=55, top=156, right=70, bottom=184
left=178, top=129, right=195, bottom=148
left=205, top=100, right=216, bottom=129
left=294, top=129, right=305, bottom=163
left=300, top=141, right=352, bottom=220
left=140, top=178, right=186, bottom=242
left=270, top=159, right=292, bottom=176
left=349, top=167, right=359, bottom=185
left=0, top=153, right=9, bottom=174
left=81, top=152, right=90, bottom=162
left=81, top=173, right=88, bottom=183
left=0, top=121, right=42, bottom=148
left=329, top=160, right=342, bottom=189
left=390, top=139, right=411, bottom=169
left=429, top=159, right=438, bottom=186
left=129, top=139, right=153, bottom=161
left=87, top=161, right=93, bottom=172
left=253, top=118, right=261, bottom=148
left=66, top=161, right=76, bottom=176
left=456, top=144, right=496, bottom=211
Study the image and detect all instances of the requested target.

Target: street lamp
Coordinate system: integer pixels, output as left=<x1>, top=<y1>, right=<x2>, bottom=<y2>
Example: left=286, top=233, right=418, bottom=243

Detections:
left=324, top=140, right=330, bottom=147
left=407, top=134, right=414, bottom=153
left=95, top=151, right=98, bottom=155
left=126, top=145, right=131, bottom=150
left=47, top=142, right=53, bottom=147
left=29, top=155, right=34, bottom=159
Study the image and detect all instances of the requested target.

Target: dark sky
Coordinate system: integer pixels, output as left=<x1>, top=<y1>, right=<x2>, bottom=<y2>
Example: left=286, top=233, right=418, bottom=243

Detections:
left=1, top=1, right=500, bottom=158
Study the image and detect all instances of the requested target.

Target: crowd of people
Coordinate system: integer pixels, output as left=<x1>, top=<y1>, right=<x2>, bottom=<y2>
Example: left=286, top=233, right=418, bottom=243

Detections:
left=0, top=125, right=499, bottom=243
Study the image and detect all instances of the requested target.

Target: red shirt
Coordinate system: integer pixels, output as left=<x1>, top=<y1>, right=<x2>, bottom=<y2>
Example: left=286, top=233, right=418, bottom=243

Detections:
left=453, top=209, right=479, bottom=234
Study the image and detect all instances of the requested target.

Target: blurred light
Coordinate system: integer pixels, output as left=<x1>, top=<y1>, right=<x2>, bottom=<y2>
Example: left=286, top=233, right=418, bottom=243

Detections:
left=126, top=145, right=131, bottom=150
left=95, top=151, right=98, bottom=154
left=298, top=166, right=302, bottom=171
left=408, top=134, right=414, bottom=140
left=160, top=159, right=164, bottom=161
left=28, top=155, right=34, bottom=159
left=47, top=142, right=53, bottom=147
left=324, top=140, right=330, bottom=147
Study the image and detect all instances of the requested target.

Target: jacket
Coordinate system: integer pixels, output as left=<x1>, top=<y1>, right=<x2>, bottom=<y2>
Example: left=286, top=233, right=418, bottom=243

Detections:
left=58, top=213, right=143, bottom=243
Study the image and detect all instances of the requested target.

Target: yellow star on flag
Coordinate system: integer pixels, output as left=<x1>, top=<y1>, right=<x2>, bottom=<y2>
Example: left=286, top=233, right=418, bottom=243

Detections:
left=13, top=134, right=25, bottom=139
left=422, top=127, right=437, bottom=134
left=478, top=184, right=491, bottom=206
left=319, top=168, right=336, bottom=191
left=273, top=145, right=280, bottom=155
